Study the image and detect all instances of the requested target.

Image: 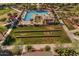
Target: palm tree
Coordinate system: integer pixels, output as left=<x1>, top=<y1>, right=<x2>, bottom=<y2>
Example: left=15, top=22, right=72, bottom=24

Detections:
left=7, top=13, right=13, bottom=22
left=13, top=13, right=18, bottom=17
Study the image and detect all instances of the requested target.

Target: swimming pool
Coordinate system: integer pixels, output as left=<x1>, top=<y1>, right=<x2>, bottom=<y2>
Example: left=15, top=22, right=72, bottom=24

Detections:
left=23, top=10, right=48, bottom=21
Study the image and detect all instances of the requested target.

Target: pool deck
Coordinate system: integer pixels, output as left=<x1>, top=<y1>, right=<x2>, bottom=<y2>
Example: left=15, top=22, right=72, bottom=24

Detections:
left=20, top=10, right=54, bottom=25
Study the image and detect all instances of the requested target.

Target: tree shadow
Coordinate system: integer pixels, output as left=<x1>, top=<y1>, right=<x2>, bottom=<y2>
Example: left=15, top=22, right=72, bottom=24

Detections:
left=2, top=35, right=16, bottom=46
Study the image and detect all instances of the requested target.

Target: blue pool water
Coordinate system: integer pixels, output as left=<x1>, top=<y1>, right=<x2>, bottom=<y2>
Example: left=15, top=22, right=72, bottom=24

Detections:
left=24, top=10, right=48, bottom=21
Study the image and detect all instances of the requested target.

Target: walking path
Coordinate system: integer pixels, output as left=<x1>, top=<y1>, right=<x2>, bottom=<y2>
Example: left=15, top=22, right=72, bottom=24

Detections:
left=59, top=20, right=79, bottom=41
left=55, top=11, right=79, bottom=13
left=2, top=22, right=14, bottom=26
left=22, top=45, right=26, bottom=55
left=59, top=20, right=76, bottom=42
left=70, top=29, right=79, bottom=40
left=70, top=29, right=79, bottom=33
left=11, top=7, right=21, bottom=13
left=0, top=23, right=13, bottom=44
left=2, top=43, right=72, bottom=55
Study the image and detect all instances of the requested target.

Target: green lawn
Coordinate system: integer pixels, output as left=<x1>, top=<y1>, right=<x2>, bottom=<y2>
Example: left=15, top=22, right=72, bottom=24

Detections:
left=12, top=32, right=44, bottom=36
left=12, top=26, right=46, bottom=36
left=0, top=26, right=7, bottom=32
left=13, top=26, right=47, bottom=31
left=51, top=29, right=71, bottom=43
left=0, top=8, right=12, bottom=16
left=5, top=25, right=71, bottom=45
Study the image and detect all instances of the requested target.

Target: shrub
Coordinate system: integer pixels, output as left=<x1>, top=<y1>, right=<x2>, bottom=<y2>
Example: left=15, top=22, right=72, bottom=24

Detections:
left=55, top=48, right=78, bottom=56
left=44, top=46, right=51, bottom=51
left=2, top=35, right=16, bottom=45
left=26, top=45, right=33, bottom=52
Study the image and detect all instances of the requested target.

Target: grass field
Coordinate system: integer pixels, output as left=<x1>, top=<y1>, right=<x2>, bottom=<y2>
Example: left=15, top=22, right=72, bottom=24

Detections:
left=6, top=25, right=71, bottom=45
left=0, top=8, right=12, bottom=16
